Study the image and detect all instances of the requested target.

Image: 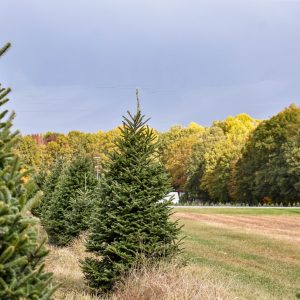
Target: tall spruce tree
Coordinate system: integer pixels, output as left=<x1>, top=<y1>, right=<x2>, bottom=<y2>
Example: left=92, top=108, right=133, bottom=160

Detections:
left=44, top=155, right=97, bottom=246
left=0, top=43, right=55, bottom=299
left=82, top=91, right=181, bottom=292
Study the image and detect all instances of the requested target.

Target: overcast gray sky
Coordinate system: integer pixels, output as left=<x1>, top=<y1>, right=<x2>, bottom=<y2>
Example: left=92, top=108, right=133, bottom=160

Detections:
left=1, top=0, right=300, bottom=134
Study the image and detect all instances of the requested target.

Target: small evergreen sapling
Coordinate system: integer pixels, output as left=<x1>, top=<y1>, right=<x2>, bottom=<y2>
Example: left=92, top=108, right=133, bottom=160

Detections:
left=83, top=92, right=181, bottom=292
left=0, top=43, right=55, bottom=299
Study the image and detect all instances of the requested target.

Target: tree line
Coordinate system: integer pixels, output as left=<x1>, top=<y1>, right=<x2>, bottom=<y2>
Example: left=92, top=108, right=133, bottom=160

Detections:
left=17, top=104, right=300, bottom=206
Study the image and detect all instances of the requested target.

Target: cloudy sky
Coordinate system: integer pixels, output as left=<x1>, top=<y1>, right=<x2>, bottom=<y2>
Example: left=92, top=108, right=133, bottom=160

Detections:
left=1, top=0, right=300, bottom=134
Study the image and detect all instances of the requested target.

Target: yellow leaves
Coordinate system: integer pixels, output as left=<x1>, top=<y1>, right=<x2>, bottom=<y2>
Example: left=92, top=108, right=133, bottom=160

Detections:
left=14, top=136, right=42, bottom=171
left=188, top=122, right=205, bottom=133
left=159, top=125, right=204, bottom=189
left=17, top=128, right=125, bottom=173
left=224, top=113, right=258, bottom=138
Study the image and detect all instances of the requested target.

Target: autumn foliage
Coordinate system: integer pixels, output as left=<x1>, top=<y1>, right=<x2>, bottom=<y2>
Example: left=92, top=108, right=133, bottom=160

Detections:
left=16, top=105, right=300, bottom=206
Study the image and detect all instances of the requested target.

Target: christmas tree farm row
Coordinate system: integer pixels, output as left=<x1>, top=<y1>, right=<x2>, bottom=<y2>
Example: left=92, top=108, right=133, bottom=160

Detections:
left=0, top=44, right=181, bottom=296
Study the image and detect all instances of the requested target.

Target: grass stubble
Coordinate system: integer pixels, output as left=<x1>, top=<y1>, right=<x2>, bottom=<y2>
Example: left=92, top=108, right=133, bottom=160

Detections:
left=45, top=235, right=233, bottom=300
left=43, top=208, right=300, bottom=299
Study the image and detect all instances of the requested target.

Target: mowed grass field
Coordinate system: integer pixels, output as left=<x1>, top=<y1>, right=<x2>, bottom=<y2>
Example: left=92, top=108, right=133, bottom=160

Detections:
left=173, top=207, right=300, bottom=300
left=45, top=207, right=300, bottom=299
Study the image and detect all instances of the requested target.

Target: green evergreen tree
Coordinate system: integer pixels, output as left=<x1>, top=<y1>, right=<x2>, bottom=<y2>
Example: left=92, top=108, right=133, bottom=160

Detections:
left=66, top=188, right=97, bottom=238
left=0, top=43, right=55, bottom=299
left=44, top=155, right=97, bottom=246
left=82, top=93, right=181, bottom=292
left=39, top=157, right=65, bottom=219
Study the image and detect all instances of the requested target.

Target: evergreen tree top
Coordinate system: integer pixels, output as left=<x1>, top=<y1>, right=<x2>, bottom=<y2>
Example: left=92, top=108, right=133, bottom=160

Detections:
left=0, top=43, right=11, bottom=57
left=136, top=88, right=140, bottom=113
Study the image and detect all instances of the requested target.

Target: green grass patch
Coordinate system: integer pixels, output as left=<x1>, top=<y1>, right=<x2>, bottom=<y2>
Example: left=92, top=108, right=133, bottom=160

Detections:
left=175, top=207, right=300, bottom=216
left=179, top=218, right=300, bottom=299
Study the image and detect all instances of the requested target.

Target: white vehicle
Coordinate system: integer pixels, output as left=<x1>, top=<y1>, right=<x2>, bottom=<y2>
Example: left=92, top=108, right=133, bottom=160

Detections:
left=160, top=192, right=180, bottom=204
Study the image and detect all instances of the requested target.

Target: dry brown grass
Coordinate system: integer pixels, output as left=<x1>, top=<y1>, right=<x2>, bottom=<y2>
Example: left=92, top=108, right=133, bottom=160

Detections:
left=44, top=233, right=232, bottom=300
left=112, top=260, right=233, bottom=300
left=44, top=235, right=98, bottom=300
